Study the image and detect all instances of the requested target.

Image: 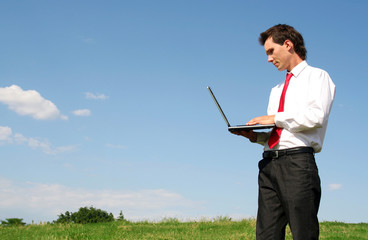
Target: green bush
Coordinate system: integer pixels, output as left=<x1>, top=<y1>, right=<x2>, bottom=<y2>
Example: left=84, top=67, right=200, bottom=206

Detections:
left=1, top=218, right=26, bottom=226
left=116, top=210, right=126, bottom=222
left=54, top=206, right=115, bottom=224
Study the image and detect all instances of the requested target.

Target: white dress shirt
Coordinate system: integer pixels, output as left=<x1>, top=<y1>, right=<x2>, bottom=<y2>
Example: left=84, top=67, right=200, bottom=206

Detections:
left=257, top=61, right=336, bottom=153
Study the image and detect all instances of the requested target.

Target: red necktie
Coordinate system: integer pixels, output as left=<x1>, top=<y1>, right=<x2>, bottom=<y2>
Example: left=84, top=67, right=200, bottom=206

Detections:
left=268, top=73, right=293, bottom=149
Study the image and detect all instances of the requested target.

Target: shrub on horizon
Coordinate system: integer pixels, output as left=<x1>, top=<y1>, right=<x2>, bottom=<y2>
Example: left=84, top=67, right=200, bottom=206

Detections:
left=1, top=218, right=26, bottom=226
left=54, top=206, right=115, bottom=224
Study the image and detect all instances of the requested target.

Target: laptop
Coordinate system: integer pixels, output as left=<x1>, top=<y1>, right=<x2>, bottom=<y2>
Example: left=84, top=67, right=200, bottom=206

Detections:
left=207, top=86, right=275, bottom=132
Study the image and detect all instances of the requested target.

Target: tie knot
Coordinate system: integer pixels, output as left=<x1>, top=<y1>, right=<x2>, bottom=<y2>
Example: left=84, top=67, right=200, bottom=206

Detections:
left=285, top=72, right=293, bottom=83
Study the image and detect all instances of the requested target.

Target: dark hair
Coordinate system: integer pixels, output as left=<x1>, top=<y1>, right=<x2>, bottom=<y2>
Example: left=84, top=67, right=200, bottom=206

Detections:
left=259, top=24, right=307, bottom=60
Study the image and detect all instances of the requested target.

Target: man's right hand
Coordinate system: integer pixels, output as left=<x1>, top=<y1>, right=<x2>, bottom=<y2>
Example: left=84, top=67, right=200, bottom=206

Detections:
left=230, top=130, right=257, bottom=142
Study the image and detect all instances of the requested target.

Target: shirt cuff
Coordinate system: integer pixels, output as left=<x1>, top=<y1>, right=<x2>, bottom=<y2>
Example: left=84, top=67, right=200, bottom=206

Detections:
left=256, top=131, right=271, bottom=145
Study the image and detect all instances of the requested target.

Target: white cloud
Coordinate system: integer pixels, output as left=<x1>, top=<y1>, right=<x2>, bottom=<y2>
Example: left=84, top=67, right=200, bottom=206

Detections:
left=14, top=133, right=76, bottom=155
left=85, top=92, right=108, bottom=100
left=0, top=126, right=76, bottom=155
left=0, top=85, right=68, bottom=120
left=105, top=143, right=127, bottom=149
left=0, top=126, right=12, bottom=141
left=328, top=183, right=342, bottom=191
left=0, top=177, right=204, bottom=223
left=72, top=109, right=91, bottom=117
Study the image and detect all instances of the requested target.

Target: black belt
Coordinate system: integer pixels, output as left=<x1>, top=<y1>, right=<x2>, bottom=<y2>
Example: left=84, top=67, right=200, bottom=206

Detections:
left=262, top=147, right=314, bottom=159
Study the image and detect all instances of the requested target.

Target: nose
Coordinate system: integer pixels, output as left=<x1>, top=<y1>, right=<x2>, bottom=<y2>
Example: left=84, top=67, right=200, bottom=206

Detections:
left=267, top=55, right=273, bottom=62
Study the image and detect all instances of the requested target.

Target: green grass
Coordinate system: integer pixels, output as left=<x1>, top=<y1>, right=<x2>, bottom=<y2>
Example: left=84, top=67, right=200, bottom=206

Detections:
left=0, top=218, right=367, bottom=240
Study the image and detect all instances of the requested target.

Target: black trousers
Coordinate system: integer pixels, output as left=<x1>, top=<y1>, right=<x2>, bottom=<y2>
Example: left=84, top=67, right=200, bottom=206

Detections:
left=256, top=150, right=321, bottom=240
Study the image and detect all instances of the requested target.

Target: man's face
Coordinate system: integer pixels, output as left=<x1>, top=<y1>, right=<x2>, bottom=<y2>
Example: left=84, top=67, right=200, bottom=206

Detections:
left=264, top=37, right=291, bottom=71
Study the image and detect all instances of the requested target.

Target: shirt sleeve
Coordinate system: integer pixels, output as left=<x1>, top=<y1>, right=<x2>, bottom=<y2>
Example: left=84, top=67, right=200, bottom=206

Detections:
left=256, top=131, right=271, bottom=145
left=275, top=70, right=336, bottom=133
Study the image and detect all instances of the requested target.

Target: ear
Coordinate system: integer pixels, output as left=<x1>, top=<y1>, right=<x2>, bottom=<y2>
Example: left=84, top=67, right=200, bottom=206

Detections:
left=284, top=40, right=294, bottom=51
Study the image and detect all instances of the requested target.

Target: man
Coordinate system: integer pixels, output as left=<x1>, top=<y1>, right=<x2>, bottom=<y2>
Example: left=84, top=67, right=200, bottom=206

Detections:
left=232, top=24, right=335, bottom=239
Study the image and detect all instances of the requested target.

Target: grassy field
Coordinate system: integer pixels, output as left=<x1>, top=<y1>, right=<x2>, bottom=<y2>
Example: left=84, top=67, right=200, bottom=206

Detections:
left=0, top=218, right=367, bottom=240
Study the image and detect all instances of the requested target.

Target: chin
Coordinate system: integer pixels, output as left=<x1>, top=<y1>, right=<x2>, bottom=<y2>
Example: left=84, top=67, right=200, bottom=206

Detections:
left=277, top=66, right=286, bottom=71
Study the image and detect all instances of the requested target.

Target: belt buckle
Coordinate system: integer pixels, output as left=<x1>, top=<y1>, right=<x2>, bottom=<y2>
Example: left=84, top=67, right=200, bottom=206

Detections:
left=274, top=150, right=279, bottom=158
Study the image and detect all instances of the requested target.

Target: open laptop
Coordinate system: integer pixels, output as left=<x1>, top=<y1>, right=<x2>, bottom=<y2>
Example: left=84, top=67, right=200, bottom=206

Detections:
left=207, top=86, right=275, bottom=132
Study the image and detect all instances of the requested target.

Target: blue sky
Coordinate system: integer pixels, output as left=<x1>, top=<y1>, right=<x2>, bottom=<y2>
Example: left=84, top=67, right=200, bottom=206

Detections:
left=0, top=0, right=367, bottom=224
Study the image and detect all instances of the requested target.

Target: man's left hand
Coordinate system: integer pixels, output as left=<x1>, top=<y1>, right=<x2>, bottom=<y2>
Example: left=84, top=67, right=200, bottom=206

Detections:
left=247, top=115, right=275, bottom=125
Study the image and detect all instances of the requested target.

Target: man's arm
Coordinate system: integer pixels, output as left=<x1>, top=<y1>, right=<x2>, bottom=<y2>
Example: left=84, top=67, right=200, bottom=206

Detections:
left=275, top=71, right=335, bottom=132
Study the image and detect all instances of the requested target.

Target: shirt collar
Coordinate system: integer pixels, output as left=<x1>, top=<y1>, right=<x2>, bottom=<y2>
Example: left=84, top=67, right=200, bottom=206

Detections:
left=289, top=60, right=308, bottom=78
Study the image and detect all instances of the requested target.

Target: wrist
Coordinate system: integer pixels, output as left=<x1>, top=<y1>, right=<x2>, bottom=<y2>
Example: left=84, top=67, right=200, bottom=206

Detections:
left=249, top=132, right=257, bottom=142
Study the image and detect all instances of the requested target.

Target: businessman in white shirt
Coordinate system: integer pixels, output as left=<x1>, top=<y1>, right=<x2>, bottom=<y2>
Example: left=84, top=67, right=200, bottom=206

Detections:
left=232, top=24, right=335, bottom=240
